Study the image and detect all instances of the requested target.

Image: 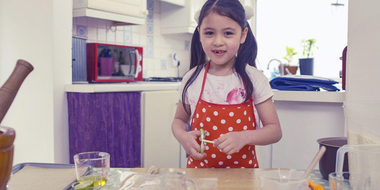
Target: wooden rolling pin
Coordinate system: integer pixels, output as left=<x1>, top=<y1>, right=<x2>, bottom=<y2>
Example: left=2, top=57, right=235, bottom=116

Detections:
left=0, top=59, right=34, bottom=190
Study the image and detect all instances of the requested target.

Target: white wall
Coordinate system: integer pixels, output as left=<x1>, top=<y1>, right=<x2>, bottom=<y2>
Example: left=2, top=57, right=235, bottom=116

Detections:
left=344, top=0, right=380, bottom=143
left=53, top=0, right=72, bottom=164
left=0, top=0, right=72, bottom=164
left=346, top=0, right=380, bottom=101
left=256, top=0, right=348, bottom=78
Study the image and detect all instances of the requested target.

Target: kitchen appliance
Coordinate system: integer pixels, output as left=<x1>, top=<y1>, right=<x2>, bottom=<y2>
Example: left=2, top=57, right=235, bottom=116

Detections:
left=87, top=43, right=143, bottom=83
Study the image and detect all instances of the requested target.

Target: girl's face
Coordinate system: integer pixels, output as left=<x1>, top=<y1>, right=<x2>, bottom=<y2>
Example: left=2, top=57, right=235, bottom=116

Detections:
left=199, top=12, right=248, bottom=69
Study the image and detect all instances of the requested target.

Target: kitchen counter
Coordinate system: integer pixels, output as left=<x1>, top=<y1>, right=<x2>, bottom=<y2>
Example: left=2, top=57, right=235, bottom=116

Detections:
left=272, top=90, right=345, bottom=103
left=9, top=163, right=329, bottom=190
left=128, top=168, right=329, bottom=190
left=64, top=82, right=345, bottom=103
left=64, top=81, right=182, bottom=93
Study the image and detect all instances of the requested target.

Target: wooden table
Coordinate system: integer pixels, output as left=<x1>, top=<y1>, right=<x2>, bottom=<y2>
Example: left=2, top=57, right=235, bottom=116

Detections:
left=132, top=168, right=278, bottom=190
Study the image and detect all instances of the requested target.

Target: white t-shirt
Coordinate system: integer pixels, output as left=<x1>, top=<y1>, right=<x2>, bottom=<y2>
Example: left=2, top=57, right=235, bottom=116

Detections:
left=178, top=64, right=274, bottom=126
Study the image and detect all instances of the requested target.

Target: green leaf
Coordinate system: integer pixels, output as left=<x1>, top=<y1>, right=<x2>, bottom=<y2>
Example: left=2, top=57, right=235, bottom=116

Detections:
left=283, top=46, right=297, bottom=63
left=301, top=38, right=317, bottom=58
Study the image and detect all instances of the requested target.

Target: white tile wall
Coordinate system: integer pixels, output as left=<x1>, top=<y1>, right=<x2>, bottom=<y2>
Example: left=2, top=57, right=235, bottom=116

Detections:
left=97, top=28, right=106, bottom=42
left=132, top=33, right=140, bottom=45
left=115, top=30, right=124, bottom=44
left=72, top=0, right=192, bottom=78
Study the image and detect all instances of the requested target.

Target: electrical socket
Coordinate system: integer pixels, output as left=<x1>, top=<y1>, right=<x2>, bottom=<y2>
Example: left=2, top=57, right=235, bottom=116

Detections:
left=161, top=60, right=167, bottom=70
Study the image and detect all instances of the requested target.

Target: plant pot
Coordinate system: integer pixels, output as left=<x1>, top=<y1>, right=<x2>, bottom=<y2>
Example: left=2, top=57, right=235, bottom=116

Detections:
left=285, top=65, right=298, bottom=75
left=278, top=65, right=298, bottom=75
left=299, top=58, right=314, bottom=75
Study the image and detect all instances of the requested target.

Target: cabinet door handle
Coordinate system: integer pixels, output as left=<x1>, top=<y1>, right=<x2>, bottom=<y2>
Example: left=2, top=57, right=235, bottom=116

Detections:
left=142, top=9, right=149, bottom=15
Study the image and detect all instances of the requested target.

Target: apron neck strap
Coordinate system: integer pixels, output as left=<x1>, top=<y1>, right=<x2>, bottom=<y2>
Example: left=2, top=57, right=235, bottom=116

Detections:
left=198, top=61, right=210, bottom=100
left=198, top=61, right=253, bottom=103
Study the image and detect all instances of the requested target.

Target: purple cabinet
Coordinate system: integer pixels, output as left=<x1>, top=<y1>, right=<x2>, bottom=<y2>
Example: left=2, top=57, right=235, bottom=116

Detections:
left=67, top=92, right=141, bottom=168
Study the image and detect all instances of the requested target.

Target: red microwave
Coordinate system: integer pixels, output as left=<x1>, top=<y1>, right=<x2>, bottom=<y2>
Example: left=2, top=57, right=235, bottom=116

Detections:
left=87, top=43, right=143, bottom=82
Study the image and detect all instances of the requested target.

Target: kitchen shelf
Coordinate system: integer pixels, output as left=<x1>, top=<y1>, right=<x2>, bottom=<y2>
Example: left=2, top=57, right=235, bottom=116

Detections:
left=73, top=8, right=146, bottom=26
left=73, top=0, right=148, bottom=26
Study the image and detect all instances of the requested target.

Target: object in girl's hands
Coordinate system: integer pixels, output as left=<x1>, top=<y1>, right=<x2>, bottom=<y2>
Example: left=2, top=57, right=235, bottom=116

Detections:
left=200, top=129, right=205, bottom=153
left=200, top=129, right=214, bottom=153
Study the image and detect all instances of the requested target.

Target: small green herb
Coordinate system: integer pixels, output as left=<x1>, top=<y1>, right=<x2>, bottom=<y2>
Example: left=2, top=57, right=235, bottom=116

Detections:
left=301, top=38, right=318, bottom=58
left=282, top=46, right=298, bottom=64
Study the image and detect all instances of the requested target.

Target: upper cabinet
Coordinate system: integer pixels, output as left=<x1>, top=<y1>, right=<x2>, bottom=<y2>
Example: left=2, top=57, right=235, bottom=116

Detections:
left=159, top=0, right=185, bottom=7
left=160, top=0, right=253, bottom=34
left=73, top=0, right=148, bottom=25
left=160, top=0, right=206, bottom=34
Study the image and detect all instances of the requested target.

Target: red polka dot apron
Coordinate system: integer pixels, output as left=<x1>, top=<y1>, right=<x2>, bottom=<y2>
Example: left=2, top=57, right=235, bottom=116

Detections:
left=187, top=63, right=259, bottom=168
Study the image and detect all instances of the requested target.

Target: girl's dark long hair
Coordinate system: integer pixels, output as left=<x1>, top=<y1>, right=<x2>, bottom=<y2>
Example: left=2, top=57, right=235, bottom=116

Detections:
left=182, top=0, right=258, bottom=114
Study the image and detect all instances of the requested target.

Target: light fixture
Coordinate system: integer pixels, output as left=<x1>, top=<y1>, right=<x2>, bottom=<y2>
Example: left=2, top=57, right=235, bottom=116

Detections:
left=331, top=0, right=345, bottom=18
left=331, top=0, right=345, bottom=6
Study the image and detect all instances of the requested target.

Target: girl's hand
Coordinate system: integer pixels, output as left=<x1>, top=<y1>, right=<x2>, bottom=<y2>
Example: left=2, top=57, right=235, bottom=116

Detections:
left=178, top=130, right=207, bottom=160
left=213, top=131, right=248, bottom=155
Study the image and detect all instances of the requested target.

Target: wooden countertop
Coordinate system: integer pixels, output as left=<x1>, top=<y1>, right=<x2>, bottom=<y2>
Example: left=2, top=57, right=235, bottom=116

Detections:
left=131, top=168, right=278, bottom=190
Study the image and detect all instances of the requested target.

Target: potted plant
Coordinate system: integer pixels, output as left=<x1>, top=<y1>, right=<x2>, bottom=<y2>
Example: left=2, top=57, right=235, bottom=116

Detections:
left=281, top=46, right=298, bottom=75
left=299, top=38, right=318, bottom=75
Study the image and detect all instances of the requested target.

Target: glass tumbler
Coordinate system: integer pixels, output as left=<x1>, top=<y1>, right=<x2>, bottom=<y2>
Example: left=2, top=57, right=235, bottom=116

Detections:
left=74, top=151, right=110, bottom=187
left=259, top=169, right=309, bottom=190
left=158, top=168, right=198, bottom=190
left=329, top=172, right=370, bottom=190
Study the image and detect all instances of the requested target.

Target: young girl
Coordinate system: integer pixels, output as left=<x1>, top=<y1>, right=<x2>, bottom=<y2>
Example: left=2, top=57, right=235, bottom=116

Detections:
left=172, top=0, right=282, bottom=168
